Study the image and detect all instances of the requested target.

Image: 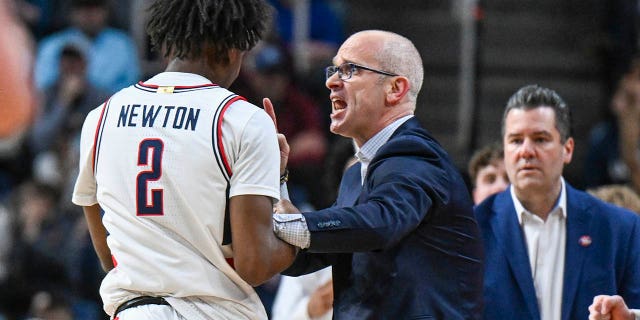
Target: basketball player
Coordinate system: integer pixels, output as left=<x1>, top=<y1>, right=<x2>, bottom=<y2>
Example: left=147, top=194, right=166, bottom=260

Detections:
left=72, top=1, right=296, bottom=319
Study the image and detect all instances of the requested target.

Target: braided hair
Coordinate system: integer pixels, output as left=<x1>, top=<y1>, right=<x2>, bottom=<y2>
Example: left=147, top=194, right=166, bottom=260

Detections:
left=146, top=0, right=272, bottom=64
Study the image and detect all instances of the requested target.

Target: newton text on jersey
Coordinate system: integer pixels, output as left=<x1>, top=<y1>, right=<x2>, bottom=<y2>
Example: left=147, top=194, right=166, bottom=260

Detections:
left=117, top=104, right=201, bottom=130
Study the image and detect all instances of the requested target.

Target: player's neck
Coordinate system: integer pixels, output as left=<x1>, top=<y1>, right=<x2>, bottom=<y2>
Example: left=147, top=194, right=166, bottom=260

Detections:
left=164, top=58, right=232, bottom=87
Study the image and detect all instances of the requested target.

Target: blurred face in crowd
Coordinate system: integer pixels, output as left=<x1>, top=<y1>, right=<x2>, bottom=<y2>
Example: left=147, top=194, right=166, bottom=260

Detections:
left=325, top=33, right=392, bottom=147
left=71, top=5, right=108, bottom=37
left=59, top=53, right=86, bottom=77
left=252, top=71, right=288, bottom=102
left=473, top=160, right=509, bottom=204
left=503, top=106, right=573, bottom=199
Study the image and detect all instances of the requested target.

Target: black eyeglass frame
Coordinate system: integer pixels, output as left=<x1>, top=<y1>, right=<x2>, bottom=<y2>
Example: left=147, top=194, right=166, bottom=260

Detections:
left=325, top=62, right=398, bottom=81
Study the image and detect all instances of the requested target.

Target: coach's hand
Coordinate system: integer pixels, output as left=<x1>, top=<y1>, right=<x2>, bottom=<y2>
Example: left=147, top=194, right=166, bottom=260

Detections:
left=263, top=98, right=290, bottom=175
left=273, top=199, right=300, bottom=214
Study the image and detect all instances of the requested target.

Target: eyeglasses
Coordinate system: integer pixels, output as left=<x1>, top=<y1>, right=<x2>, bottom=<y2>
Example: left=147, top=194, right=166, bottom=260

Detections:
left=325, top=62, right=398, bottom=81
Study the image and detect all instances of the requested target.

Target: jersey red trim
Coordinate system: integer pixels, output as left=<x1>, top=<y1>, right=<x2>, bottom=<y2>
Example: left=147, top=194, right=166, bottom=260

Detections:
left=136, top=81, right=217, bottom=89
left=225, top=258, right=235, bottom=269
left=216, top=95, right=247, bottom=177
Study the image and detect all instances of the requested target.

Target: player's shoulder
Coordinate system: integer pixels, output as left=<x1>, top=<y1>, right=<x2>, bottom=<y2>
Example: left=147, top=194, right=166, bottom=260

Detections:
left=223, top=97, right=272, bottom=126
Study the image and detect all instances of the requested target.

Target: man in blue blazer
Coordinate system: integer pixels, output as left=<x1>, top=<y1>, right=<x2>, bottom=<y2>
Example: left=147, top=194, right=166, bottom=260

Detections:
left=475, top=84, right=640, bottom=320
left=271, top=30, right=484, bottom=319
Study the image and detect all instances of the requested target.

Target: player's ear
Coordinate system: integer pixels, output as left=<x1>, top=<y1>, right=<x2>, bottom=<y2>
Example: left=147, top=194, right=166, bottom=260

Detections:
left=385, top=76, right=410, bottom=105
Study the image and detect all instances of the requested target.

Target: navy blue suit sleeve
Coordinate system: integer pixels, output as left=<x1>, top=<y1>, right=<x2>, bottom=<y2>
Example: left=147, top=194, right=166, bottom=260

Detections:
left=280, top=250, right=335, bottom=277
left=303, top=137, right=452, bottom=253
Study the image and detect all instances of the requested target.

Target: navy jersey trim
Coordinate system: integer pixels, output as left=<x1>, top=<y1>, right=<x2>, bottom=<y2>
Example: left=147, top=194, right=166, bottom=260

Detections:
left=134, top=81, right=219, bottom=93
left=92, top=98, right=112, bottom=175
left=222, top=183, right=232, bottom=245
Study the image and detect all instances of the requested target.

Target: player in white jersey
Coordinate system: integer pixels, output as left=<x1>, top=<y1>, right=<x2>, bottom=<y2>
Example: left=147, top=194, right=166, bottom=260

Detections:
left=72, top=1, right=296, bottom=319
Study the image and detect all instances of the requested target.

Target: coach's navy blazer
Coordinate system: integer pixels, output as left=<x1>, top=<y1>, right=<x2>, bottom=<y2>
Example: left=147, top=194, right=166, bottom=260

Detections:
left=282, top=118, right=484, bottom=319
left=474, top=184, right=640, bottom=320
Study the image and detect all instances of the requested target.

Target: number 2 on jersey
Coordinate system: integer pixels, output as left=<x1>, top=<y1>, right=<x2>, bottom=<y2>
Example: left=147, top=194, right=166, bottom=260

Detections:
left=137, top=139, right=164, bottom=215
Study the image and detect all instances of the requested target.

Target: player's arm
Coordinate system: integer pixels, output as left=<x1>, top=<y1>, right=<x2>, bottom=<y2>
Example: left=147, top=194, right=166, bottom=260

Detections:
left=83, top=204, right=114, bottom=272
left=230, top=195, right=297, bottom=286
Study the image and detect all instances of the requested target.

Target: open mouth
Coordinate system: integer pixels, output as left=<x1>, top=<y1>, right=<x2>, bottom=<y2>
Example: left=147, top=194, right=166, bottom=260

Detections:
left=331, top=96, right=347, bottom=112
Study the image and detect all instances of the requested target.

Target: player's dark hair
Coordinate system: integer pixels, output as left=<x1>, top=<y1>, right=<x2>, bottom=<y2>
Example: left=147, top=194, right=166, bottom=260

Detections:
left=146, top=0, right=272, bottom=65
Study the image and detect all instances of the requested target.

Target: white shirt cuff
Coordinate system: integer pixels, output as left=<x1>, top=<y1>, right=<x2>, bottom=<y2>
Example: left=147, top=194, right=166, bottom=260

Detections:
left=273, top=213, right=310, bottom=249
left=280, top=182, right=290, bottom=200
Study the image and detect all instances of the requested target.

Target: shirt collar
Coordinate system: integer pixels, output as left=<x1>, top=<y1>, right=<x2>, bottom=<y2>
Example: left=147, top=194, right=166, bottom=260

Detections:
left=144, top=72, right=214, bottom=86
left=513, top=177, right=567, bottom=225
left=354, top=115, right=413, bottom=163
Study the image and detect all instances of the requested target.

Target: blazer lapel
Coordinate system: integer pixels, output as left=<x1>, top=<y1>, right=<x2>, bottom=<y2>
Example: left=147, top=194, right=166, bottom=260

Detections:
left=336, top=162, right=362, bottom=207
left=561, top=187, right=592, bottom=320
left=491, top=191, right=541, bottom=319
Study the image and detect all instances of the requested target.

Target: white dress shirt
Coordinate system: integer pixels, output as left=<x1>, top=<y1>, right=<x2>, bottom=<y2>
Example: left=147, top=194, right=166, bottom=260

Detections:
left=511, top=178, right=567, bottom=320
left=355, top=115, right=413, bottom=184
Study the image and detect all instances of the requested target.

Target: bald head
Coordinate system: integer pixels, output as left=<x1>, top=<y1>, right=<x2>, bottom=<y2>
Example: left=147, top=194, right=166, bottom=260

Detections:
left=343, top=30, right=424, bottom=103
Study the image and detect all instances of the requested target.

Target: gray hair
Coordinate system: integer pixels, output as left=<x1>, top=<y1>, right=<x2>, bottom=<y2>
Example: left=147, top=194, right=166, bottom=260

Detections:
left=501, top=84, right=572, bottom=142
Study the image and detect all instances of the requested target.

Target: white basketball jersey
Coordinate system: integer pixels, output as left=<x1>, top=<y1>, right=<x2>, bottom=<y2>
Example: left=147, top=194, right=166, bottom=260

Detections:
left=72, top=72, right=280, bottom=319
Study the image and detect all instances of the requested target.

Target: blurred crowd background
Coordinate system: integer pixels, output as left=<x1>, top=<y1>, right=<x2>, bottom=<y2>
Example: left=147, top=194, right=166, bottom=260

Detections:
left=0, top=0, right=638, bottom=319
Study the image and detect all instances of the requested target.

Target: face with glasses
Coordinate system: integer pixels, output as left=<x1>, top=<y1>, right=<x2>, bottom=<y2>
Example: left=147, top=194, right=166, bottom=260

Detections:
left=325, top=33, right=401, bottom=146
left=325, top=63, right=398, bottom=82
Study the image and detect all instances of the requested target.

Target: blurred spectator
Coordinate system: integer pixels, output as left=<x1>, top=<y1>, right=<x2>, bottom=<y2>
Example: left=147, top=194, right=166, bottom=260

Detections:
left=0, top=181, right=71, bottom=318
left=267, top=0, right=345, bottom=114
left=128, top=0, right=167, bottom=78
left=234, top=42, right=328, bottom=208
left=585, top=56, right=640, bottom=194
left=587, top=184, right=640, bottom=214
left=468, top=141, right=508, bottom=205
left=0, top=179, right=102, bottom=320
left=0, top=0, right=37, bottom=202
left=600, top=0, right=638, bottom=101
left=14, top=0, right=64, bottom=39
left=27, top=291, right=73, bottom=320
left=30, top=43, right=110, bottom=155
left=0, top=0, right=37, bottom=140
left=27, top=42, right=109, bottom=240
left=268, top=0, right=344, bottom=70
left=34, top=0, right=140, bottom=94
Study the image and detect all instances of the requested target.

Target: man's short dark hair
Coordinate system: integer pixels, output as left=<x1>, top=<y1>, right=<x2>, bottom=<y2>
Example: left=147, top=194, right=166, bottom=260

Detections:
left=468, top=142, right=503, bottom=186
left=501, top=84, right=572, bottom=142
left=146, top=0, right=272, bottom=65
